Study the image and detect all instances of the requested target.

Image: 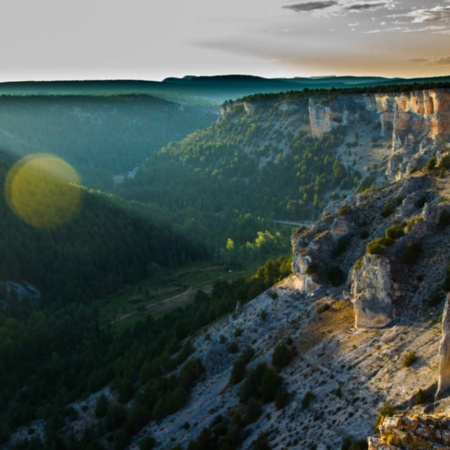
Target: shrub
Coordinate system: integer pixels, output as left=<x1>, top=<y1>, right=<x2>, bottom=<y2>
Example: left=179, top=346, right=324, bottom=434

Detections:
left=139, top=436, right=157, bottom=450
left=227, top=342, right=240, bottom=354
left=341, top=437, right=368, bottom=450
left=375, top=402, right=396, bottom=429
left=385, top=224, right=405, bottom=240
left=301, top=390, right=315, bottom=409
left=438, top=154, right=450, bottom=170
left=272, top=343, right=293, bottom=369
left=403, top=351, right=417, bottom=368
left=381, top=203, right=394, bottom=218
left=405, top=216, right=424, bottom=232
left=366, top=237, right=394, bottom=255
left=275, top=387, right=290, bottom=410
left=339, top=205, right=351, bottom=216
left=415, top=389, right=428, bottom=405
left=95, top=394, right=109, bottom=419
left=251, top=433, right=271, bottom=450
left=245, top=398, right=262, bottom=424
left=427, top=155, right=437, bottom=171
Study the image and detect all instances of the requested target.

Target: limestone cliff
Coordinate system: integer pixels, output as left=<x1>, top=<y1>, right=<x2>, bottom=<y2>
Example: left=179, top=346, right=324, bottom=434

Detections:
left=437, top=294, right=450, bottom=400
left=369, top=415, right=450, bottom=449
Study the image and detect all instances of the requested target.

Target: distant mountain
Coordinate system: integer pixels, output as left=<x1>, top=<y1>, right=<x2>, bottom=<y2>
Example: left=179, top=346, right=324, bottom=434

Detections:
left=2, top=75, right=450, bottom=105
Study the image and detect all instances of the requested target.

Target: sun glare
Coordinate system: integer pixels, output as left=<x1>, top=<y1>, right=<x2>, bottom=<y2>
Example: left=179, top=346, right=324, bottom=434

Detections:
left=5, top=154, right=82, bottom=229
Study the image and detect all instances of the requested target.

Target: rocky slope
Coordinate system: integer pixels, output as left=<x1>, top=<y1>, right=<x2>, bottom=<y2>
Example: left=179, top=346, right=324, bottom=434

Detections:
left=224, top=88, right=450, bottom=186
left=120, top=166, right=450, bottom=449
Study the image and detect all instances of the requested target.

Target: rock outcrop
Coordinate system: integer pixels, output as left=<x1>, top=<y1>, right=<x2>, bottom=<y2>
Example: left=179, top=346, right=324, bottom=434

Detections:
left=369, top=415, right=450, bottom=449
left=308, top=89, right=450, bottom=179
left=349, top=254, right=395, bottom=329
left=437, top=294, right=450, bottom=400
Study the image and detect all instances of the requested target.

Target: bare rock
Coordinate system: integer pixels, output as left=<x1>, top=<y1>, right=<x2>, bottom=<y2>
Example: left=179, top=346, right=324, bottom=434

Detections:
left=436, top=293, right=450, bottom=400
left=349, top=254, right=395, bottom=329
left=369, top=415, right=450, bottom=449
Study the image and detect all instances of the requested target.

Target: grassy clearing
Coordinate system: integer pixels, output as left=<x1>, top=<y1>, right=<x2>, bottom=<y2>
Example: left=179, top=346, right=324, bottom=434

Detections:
left=99, top=261, right=248, bottom=332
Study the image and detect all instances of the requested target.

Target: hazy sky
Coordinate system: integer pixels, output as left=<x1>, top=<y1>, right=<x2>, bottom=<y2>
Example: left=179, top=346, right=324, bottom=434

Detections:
left=1, top=0, right=449, bottom=81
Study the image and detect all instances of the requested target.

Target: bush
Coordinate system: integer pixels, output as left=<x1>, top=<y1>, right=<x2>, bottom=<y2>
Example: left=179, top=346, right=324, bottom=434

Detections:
left=366, top=237, right=394, bottom=255
left=375, top=402, right=396, bottom=429
left=245, top=398, right=262, bottom=424
left=415, top=389, right=428, bottom=405
left=427, top=155, right=437, bottom=171
left=139, top=436, right=156, bottom=450
left=230, top=359, right=246, bottom=386
left=227, top=342, right=240, bottom=354
left=272, top=343, right=293, bottom=369
left=95, top=394, right=109, bottom=419
left=385, top=224, right=405, bottom=240
left=341, top=437, right=368, bottom=450
left=381, top=203, right=394, bottom=218
left=339, top=205, right=351, bottom=216
left=275, top=387, right=290, bottom=410
left=403, top=351, right=417, bottom=368
left=301, top=390, right=315, bottom=409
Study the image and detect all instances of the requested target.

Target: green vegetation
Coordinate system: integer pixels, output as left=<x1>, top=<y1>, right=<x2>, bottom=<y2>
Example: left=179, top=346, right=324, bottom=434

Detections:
left=385, top=223, right=405, bottom=240
left=229, top=346, right=255, bottom=386
left=341, top=436, right=368, bottom=450
left=375, top=402, right=396, bottom=429
left=0, top=95, right=215, bottom=190
left=272, top=343, right=294, bottom=370
left=403, top=351, right=418, bottom=368
left=381, top=202, right=394, bottom=218
left=118, top=105, right=360, bottom=256
left=366, top=237, right=394, bottom=255
left=301, top=390, right=315, bottom=410
left=0, top=254, right=290, bottom=448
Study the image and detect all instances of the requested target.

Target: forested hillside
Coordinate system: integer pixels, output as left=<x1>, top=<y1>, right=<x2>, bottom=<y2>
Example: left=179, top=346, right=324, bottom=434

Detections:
left=0, top=95, right=216, bottom=189
left=118, top=93, right=358, bottom=255
left=0, top=153, right=208, bottom=304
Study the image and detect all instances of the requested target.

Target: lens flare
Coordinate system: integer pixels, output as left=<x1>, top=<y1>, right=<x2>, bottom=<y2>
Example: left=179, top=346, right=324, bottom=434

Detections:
left=5, top=154, right=82, bottom=229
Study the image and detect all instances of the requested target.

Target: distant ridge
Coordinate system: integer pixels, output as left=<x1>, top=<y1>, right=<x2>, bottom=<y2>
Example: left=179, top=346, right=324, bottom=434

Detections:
left=0, top=75, right=449, bottom=104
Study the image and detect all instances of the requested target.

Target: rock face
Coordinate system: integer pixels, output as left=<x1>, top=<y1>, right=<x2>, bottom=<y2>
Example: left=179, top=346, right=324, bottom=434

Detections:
left=308, top=89, right=450, bottom=179
left=349, top=255, right=395, bottom=329
left=437, top=294, right=450, bottom=400
left=291, top=215, right=357, bottom=293
left=369, top=415, right=450, bottom=449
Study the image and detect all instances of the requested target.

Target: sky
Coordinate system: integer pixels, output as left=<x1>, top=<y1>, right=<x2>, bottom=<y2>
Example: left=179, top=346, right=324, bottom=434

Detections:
left=1, top=0, right=449, bottom=82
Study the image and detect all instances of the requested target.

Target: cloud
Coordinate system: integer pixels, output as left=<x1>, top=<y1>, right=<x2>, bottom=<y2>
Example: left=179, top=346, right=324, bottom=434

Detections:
left=409, top=55, right=450, bottom=65
left=283, top=1, right=337, bottom=12
left=429, top=56, right=450, bottom=65
left=345, top=2, right=386, bottom=11
left=406, top=6, right=450, bottom=24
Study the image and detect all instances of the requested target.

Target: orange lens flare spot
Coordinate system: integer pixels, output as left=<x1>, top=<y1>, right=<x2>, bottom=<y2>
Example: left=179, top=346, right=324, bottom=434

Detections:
left=5, top=154, right=82, bottom=229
